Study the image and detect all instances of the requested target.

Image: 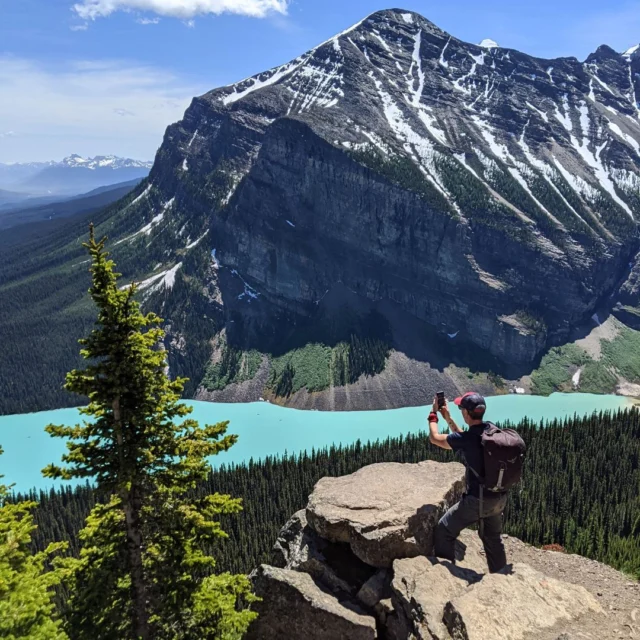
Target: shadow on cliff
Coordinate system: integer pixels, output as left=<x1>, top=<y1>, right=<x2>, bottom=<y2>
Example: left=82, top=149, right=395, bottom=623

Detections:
left=218, top=276, right=532, bottom=381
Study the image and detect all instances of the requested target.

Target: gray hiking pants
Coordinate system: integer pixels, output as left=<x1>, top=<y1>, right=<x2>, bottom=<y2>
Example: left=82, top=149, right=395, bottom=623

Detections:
left=434, top=493, right=508, bottom=574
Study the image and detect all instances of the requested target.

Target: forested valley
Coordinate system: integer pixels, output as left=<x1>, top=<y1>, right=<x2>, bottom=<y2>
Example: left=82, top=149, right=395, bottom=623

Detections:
left=18, top=408, right=640, bottom=584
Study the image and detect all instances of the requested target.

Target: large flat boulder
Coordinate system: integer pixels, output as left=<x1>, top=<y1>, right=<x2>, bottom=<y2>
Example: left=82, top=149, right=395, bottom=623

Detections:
left=247, top=565, right=377, bottom=640
left=306, top=461, right=465, bottom=568
left=391, top=556, right=481, bottom=640
left=443, top=563, right=604, bottom=640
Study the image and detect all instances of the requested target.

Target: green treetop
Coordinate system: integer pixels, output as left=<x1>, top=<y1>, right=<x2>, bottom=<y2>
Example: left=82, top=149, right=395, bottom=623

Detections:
left=43, top=225, right=256, bottom=639
left=0, top=446, right=67, bottom=640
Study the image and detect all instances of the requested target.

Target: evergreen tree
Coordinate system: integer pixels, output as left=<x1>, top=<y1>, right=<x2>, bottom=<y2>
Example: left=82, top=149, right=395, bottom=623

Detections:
left=0, top=447, right=67, bottom=639
left=43, top=225, right=256, bottom=640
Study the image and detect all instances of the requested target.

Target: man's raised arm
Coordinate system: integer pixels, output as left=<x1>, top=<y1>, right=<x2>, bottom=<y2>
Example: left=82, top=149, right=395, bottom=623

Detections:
left=428, top=396, right=452, bottom=450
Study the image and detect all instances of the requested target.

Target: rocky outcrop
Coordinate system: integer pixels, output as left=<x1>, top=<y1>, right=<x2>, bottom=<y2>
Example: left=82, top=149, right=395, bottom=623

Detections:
left=306, top=461, right=466, bottom=567
left=272, top=509, right=377, bottom=595
left=247, top=461, right=637, bottom=640
left=247, top=564, right=377, bottom=640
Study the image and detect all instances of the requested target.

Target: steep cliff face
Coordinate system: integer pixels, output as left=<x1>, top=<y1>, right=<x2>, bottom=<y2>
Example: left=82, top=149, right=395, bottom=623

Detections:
left=105, top=8, right=640, bottom=398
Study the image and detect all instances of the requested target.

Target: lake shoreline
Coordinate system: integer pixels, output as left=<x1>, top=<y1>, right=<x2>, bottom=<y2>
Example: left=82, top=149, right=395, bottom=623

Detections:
left=0, top=393, right=634, bottom=494
left=2, top=389, right=639, bottom=419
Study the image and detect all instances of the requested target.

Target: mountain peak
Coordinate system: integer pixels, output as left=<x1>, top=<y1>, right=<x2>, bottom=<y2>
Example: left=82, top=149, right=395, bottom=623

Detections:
left=479, top=38, right=500, bottom=49
left=585, top=44, right=622, bottom=64
left=62, top=154, right=89, bottom=166
left=353, top=8, right=447, bottom=36
left=623, top=44, right=640, bottom=60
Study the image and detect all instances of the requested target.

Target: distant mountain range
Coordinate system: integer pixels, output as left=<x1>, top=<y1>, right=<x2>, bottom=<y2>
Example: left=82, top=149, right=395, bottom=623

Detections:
left=0, top=155, right=153, bottom=197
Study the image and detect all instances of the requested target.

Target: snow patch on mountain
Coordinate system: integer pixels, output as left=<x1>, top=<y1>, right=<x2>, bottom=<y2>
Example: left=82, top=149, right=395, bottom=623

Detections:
left=371, top=71, right=451, bottom=203
left=124, top=183, right=152, bottom=211
left=439, top=37, right=451, bottom=68
left=116, top=197, right=175, bottom=245
left=186, top=231, right=208, bottom=250
left=608, top=121, right=640, bottom=155
left=223, top=58, right=306, bottom=105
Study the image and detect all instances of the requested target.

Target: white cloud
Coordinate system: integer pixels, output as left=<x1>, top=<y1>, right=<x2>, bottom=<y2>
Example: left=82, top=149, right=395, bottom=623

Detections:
left=0, top=131, right=17, bottom=138
left=73, top=0, right=288, bottom=21
left=70, top=24, right=89, bottom=31
left=0, top=56, right=208, bottom=163
left=137, top=16, right=161, bottom=24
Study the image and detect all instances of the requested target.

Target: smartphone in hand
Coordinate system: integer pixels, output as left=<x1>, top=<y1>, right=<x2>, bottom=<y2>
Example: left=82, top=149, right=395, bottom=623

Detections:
left=437, top=391, right=445, bottom=409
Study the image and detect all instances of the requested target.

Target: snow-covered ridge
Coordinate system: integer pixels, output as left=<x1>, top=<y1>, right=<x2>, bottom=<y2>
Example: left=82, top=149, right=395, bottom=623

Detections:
left=0, top=155, right=152, bottom=171
left=197, top=7, right=640, bottom=243
left=59, top=154, right=152, bottom=170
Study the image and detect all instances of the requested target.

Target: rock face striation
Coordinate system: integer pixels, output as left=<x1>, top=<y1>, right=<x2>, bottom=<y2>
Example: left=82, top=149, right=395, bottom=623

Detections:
left=103, top=8, right=640, bottom=400
left=246, top=461, right=636, bottom=639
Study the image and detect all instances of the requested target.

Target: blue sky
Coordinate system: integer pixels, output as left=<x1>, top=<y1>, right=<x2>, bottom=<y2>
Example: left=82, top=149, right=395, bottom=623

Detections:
left=1, top=0, right=639, bottom=163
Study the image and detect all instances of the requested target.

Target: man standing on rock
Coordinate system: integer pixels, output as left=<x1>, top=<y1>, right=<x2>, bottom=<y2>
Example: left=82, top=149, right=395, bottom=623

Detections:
left=427, top=392, right=508, bottom=573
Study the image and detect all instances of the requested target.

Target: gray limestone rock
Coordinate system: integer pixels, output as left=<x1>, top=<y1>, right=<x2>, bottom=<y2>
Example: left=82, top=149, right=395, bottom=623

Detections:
left=272, top=508, right=377, bottom=595
left=391, top=556, right=481, bottom=640
left=306, top=461, right=465, bottom=568
left=442, top=563, right=604, bottom=640
left=247, top=564, right=378, bottom=640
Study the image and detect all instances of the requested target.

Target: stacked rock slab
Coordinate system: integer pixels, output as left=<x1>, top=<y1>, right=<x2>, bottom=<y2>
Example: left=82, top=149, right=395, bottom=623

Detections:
left=305, top=461, right=466, bottom=568
left=247, top=461, right=606, bottom=639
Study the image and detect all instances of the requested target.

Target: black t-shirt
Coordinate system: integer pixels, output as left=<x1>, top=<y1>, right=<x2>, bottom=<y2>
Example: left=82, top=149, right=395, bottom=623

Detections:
left=447, top=424, right=487, bottom=498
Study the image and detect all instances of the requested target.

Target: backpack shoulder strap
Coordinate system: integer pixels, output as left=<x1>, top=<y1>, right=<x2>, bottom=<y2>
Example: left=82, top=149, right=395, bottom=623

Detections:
left=468, top=464, right=481, bottom=478
left=467, top=422, right=490, bottom=482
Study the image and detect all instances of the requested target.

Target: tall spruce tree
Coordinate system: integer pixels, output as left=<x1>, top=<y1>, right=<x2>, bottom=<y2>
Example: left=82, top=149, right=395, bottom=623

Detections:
left=43, top=226, right=256, bottom=639
left=0, top=447, right=67, bottom=639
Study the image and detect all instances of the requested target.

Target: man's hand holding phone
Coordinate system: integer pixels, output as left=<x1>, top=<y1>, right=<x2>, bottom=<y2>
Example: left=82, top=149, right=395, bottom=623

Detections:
left=432, top=392, right=452, bottom=419
left=439, top=399, right=451, bottom=420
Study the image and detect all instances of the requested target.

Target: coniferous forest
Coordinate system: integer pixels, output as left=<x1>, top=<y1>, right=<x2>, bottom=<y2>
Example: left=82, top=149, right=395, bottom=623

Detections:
left=17, top=408, right=640, bottom=586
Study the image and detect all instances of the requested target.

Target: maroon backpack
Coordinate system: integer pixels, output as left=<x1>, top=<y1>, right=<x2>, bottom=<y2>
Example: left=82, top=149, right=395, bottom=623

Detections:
left=470, top=422, right=526, bottom=492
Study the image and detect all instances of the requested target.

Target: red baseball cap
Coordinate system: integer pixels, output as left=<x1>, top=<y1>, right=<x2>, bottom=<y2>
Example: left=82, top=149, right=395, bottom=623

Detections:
left=454, top=392, right=486, bottom=414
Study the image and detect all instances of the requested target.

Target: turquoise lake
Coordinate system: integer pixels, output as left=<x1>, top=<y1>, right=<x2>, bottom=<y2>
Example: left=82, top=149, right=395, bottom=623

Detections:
left=0, top=393, right=632, bottom=493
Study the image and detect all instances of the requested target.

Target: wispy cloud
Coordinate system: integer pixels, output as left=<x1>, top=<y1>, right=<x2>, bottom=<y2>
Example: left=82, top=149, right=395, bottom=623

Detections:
left=137, top=17, right=161, bottom=25
left=73, top=0, right=289, bottom=21
left=0, top=131, right=17, bottom=138
left=0, top=56, right=207, bottom=163
left=70, top=23, right=89, bottom=31
left=268, top=13, right=304, bottom=34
